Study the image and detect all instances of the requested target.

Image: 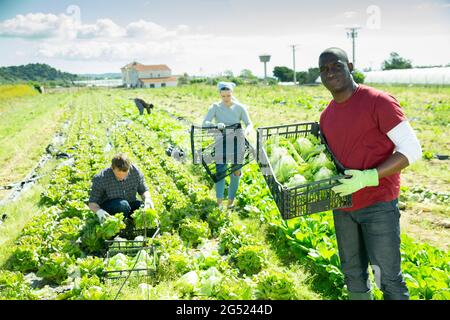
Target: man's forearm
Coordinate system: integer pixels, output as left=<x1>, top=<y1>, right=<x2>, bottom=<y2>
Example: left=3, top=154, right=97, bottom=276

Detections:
left=376, top=152, right=410, bottom=179
left=89, top=202, right=101, bottom=212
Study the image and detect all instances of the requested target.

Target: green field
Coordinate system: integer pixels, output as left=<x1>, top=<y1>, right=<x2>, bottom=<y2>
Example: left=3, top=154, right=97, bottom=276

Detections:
left=0, top=84, right=448, bottom=300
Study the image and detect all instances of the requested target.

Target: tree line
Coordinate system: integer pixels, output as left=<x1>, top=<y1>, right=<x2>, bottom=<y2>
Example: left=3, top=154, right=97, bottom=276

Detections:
left=0, top=63, right=79, bottom=86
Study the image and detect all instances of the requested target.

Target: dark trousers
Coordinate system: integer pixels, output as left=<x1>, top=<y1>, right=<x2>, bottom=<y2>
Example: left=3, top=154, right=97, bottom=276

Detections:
left=333, top=199, right=410, bottom=300
left=135, top=99, right=151, bottom=115
left=135, top=100, right=145, bottom=115
left=100, top=198, right=142, bottom=218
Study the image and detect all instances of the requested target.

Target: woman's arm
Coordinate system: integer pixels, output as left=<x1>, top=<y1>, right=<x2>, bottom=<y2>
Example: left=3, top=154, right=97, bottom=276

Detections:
left=244, top=123, right=253, bottom=136
left=240, top=105, right=253, bottom=136
left=203, top=104, right=216, bottom=126
left=241, top=105, right=252, bottom=127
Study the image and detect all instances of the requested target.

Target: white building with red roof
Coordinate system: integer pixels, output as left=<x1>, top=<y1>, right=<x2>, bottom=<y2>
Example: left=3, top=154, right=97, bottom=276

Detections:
left=121, top=62, right=178, bottom=88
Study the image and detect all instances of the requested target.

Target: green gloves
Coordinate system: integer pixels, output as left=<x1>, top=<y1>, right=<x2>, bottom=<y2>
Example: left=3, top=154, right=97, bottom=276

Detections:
left=332, top=169, right=379, bottom=196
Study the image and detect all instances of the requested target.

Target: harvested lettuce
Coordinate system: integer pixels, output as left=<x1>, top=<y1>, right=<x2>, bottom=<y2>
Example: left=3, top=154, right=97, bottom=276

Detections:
left=106, top=253, right=130, bottom=271
left=294, top=137, right=314, bottom=158
left=310, top=152, right=335, bottom=171
left=314, top=167, right=335, bottom=181
left=285, top=174, right=308, bottom=188
left=266, top=132, right=339, bottom=187
left=273, top=153, right=299, bottom=183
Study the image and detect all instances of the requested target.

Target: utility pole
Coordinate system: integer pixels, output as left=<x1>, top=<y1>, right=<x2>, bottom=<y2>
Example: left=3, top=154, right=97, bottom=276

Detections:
left=346, top=27, right=361, bottom=67
left=289, top=44, right=298, bottom=85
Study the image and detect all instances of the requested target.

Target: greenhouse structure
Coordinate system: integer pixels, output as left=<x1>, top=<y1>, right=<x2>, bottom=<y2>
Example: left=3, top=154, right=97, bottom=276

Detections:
left=363, top=67, right=450, bottom=85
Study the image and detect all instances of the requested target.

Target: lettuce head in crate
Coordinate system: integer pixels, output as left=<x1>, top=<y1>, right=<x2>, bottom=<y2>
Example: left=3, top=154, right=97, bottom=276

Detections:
left=266, top=134, right=338, bottom=188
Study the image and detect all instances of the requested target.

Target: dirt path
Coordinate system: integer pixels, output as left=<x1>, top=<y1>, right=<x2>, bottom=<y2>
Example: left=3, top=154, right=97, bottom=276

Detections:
left=400, top=206, right=449, bottom=251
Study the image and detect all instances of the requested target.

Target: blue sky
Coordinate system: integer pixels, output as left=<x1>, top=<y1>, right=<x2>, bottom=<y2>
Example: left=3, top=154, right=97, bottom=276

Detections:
left=0, top=0, right=449, bottom=76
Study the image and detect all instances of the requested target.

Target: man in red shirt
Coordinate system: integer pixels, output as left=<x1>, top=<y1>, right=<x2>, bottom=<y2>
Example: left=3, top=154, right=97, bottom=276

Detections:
left=319, top=48, right=422, bottom=300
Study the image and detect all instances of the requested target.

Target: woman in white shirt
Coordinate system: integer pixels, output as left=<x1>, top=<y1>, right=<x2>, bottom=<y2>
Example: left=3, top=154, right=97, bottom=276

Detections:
left=203, top=82, right=253, bottom=210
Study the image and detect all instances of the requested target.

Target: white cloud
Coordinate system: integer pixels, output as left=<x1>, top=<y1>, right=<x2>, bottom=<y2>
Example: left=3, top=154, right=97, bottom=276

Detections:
left=126, top=20, right=173, bottom=39
left=38, top=41, right=111, bottom=60
left=0, top=12, right=209, bottom=64
left=0, top=13, right=77, bottom=39
left=125, top=19, right=188, bottom=40
left=0, top=13, right=185, bottom=41
left=175, top=24, right=190, bottom=33
left=0, top=12, right=197, bottom=67
left=77, top=19, right=125, bottom=39
left=37, top=38, right=188, bottom=61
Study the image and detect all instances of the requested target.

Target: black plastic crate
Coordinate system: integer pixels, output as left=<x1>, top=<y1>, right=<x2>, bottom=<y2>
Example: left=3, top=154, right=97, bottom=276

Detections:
left=130, top=227, right=158, bottom=239
left=256, top=122, right=352, bottom=219
left=191, top=123, right=256, bottom=183
left=119, top=221, right=158, bottom=239
left=103, top=246, right=156, bottom=280
left=103, top=228, right=160, bottom=280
